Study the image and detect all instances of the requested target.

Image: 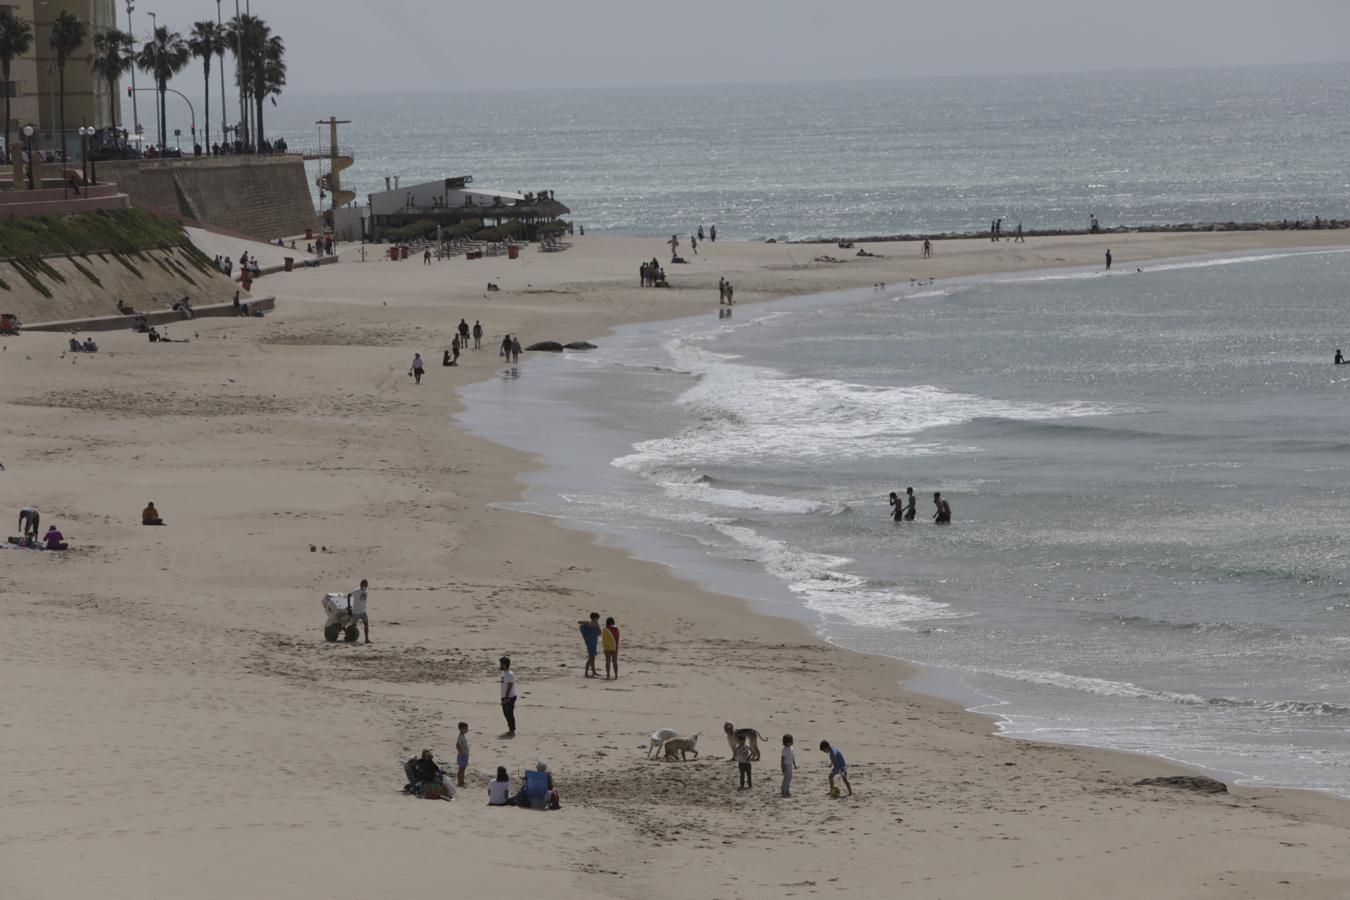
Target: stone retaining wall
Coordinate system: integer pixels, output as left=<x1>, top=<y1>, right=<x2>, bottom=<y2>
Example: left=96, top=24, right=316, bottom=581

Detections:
left=98, top=156, right=319, bottom=242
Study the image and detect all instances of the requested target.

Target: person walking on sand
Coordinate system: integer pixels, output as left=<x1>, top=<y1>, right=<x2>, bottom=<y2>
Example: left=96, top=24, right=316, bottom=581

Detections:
left=511, top=336, right=522, bottom=364
left=736, top=733, right=753, bottom=789
left=1105, top=248, right=1112, bottom=271
left=669, top=234, right=680, bottom=258
left=458, top=318, right=470, bottom=348
left=725, top=282, right=735, bottom=305
left=578, top=612, right=601, bottom=677
left=499, top=656, right=517, bottom=735
left=781, top=734, right=797, bottom=797
left=410, top=353, right=425, bottom=384
left=455, top=721, right=470, bottom=787
left=347, top=578, right=370, bottom=643
left=933, top=492, right=951, bottom=525
left=602, top=616, right=620, bottom=679
left=819, top=740, right=852, bottom=796
left=691, top=235, right=698, bottom=255
left=922, top=238, right=933, bottom=259
left=500, top=334, right=512, bottom=358
left=473, top=320, right=483, bottom=350
left=450, top=335, right=461, bottom=364
left=1015, top=222, right=1025, bottom=243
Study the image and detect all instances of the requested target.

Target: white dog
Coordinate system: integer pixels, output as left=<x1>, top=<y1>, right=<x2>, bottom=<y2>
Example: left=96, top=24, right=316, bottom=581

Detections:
left=662, top=733, right=700, bottom=761
left=648, top=728, right=683, bottom=759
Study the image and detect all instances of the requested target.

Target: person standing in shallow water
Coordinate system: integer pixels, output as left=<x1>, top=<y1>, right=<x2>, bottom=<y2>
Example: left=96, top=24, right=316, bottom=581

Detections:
left=933, top=492, right=951, bottom=525
left=903, top=486, right=917, bottom=521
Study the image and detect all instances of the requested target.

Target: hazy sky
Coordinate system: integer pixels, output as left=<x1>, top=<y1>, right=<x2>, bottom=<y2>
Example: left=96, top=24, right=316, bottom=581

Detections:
left=154, top=0, right=1350, bottom=96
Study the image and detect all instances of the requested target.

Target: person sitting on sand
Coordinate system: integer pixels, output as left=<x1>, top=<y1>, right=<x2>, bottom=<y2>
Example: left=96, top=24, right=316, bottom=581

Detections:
left=443, top=349, right=454, bottom=367
left=511, top=761, right=560, bottom=809
left=404, top=749, right=455, bottom=799
left=43, top=524, right=67, bottom=550
left=142, top=501, right=164, bottom=526
left=68, top=337, right=82, bottom=353
left=488, top=766, right=514, bottom=806
left=147, top=326, right=161, bottom=343
left=82, top=338, right=98, bottom=353
left=1337, top=348, right=1345, bottom=365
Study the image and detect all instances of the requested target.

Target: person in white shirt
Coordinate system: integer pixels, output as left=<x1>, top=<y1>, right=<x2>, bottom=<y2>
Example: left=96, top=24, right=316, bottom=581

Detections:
left=347, top=578, right=370, bottom=643
left=781, top=733, right=797, bottom=797
left=487, top=766, right=512, bottom=806
left=499, top=656, right=517, bottom=734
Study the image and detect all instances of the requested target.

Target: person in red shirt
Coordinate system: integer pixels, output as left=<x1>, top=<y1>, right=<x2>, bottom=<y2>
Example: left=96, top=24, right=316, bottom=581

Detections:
left=602, top=616, right=620, bottom=680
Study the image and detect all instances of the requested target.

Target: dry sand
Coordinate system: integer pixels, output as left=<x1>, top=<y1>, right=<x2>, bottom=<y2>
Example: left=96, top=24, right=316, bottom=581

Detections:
left=5, top=229, right=1350, bottom=899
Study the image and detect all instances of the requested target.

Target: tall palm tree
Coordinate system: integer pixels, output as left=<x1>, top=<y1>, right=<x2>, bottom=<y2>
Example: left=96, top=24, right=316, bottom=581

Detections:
left=187, top=21, right=223, bottom=151
left=225, top=14, right=265, bottom=150
left=49, top=10, right=88, bottom=161
left=135, top=25, right=188, bottom=150
left=251, top=34, right=284, bottom=151
left=89, top=28, right=133, bottom=130
left=0, top=8, right=33, bottom=155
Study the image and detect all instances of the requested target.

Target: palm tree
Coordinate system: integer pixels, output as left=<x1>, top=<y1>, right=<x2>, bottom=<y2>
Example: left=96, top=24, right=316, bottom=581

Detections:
left=0, top=8, right=33, bottom=155
left=187, top=21, right=223, bottom=152
left=225, top=14, right=264, bottom=149
left=49, top=10, right=88, bottom=161
left=89, top=28, right=134, bottom=130
left=251, top=35, right=284, bottom=151
left=135, top=25, right=188, bottom=150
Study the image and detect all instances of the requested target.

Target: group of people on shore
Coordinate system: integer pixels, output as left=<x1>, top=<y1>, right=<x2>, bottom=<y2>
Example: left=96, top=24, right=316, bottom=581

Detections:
left=717, top=277, right=736, bottom=304
left=734, top=733, right=852, bottom=799
left=640, top=258, right=667, bottom=287
left=14, top=505, right=66, bottom=550
left=577, top=612, right=621, bottom=679
left=989, top=218, right=1026, bottom=242
left=443, top=318, right=486, bottom=366
left=888, top=488, right=952, bottom=524
left=404, top=722, right=558, bottom=808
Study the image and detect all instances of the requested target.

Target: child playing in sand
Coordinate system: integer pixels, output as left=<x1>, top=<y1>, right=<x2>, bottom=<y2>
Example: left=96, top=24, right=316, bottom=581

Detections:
left=781, top=734, right=797, bottom=797
left=737, top=734, right=753, bottom=789
left=602, top=616, right=620, bottom=680
left=455, top=721, right=469, bottom=787
left=819, top=740, right=852, bottom=796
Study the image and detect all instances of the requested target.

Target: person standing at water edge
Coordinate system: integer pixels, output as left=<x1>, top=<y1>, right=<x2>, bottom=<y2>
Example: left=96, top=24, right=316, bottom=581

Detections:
left=578, top=612, right=601, bottom=677
left=933, top=492, right=951, bottom=524
left=511, top=336, right=522, bottom=364
left=500, top=334, right=512, bottom=358
left=1105, top=249, right=1112, bottom=271
left=410, top=353, right=425, bottom=384
left=710, top=224, right=717, bottom=242
left=1015, top=222, right=1025, bottom=242
left=499, top=656, right=517, bottom=734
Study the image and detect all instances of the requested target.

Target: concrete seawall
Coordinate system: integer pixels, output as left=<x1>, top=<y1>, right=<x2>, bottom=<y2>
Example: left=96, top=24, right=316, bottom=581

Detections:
left=99, top=156, right=319, bottom=242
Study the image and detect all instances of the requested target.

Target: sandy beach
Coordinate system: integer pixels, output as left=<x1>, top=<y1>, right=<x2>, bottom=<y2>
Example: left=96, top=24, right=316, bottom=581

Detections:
left=6, top=228, right=1350, bottom=899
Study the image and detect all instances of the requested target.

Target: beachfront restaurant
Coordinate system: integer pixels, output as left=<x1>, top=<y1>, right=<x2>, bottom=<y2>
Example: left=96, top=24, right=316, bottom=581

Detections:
left=366, top=176, right=570, bottom=243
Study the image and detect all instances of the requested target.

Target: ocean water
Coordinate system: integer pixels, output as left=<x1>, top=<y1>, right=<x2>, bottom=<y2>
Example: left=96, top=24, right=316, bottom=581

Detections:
left=262, top=63, right=1350, bottom=239
left=460, top=248, right=1350, bottom=796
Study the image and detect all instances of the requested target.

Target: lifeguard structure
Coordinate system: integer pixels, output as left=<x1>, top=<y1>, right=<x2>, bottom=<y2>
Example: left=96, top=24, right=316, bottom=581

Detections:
left=309, top=116, right=355, bottom=210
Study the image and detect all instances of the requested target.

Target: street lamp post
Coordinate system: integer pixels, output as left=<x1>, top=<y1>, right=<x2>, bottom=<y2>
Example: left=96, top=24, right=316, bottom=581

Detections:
left=125, top=1, right=139, bottom=137
left=216, top=0, right=225, bottom=151
left=22, top=124, right=35, bottom=190
left=78, top=126, right=91, bottom=185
